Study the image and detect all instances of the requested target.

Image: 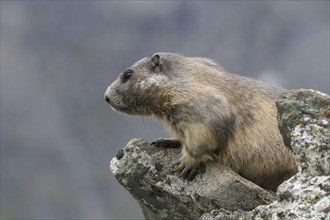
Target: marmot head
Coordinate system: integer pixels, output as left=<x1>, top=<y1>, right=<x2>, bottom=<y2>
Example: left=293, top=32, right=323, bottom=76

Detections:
left=104, top=52, right=186, bottom=116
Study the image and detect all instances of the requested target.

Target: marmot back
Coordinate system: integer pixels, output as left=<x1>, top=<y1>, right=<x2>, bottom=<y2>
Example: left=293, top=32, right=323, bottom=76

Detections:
left=104, top=52, right=297, bottom=191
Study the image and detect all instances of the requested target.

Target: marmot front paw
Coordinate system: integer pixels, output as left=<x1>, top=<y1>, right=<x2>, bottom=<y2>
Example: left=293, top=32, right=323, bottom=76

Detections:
left=177, top=160, right=206, bottom=181
left=150, top=138, right=182, bottom=148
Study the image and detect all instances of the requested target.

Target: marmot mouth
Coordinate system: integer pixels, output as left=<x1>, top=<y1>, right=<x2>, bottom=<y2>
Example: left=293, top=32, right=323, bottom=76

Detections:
left=108, top=99, right=130, bottom=113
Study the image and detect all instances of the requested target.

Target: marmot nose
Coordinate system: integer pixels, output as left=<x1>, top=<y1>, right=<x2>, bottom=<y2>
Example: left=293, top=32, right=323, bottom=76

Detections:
left=105, top=95, right=110, bottom=103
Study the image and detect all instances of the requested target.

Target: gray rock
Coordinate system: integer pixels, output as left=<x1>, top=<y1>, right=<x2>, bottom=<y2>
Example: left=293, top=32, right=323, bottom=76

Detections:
left=200, top=208, right=249, bottom=220
left=277, top=89, right=330, bottom=176
left=276, top=89, right=330, bottom=149
left=110, top=89, right=330, bottom=220
left=251, top=89, right=330, bottom=220
left=251, top=175, right=330, bottom=220
left=110, top=139, right=274, bottom=220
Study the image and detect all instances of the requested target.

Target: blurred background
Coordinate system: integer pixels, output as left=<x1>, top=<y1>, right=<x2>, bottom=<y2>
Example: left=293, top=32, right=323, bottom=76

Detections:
left=1, top=1, right=329, bottom=219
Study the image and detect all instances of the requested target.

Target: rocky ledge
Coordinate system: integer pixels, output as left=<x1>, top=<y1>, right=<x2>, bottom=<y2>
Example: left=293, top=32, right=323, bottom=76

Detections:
left=110, top=89, right=330, bottom=220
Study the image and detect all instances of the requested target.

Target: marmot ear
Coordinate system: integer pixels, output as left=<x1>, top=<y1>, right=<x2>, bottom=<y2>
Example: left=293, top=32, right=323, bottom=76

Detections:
left=151, top=54, right=161, bottom=67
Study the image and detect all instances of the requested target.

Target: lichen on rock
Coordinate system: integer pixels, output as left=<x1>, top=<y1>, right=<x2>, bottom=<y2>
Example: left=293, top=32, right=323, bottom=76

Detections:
left=276, top=89, right=330, bottom=150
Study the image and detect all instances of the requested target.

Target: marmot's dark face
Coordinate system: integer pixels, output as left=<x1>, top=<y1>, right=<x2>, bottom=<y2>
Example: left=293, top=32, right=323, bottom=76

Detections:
left=104, top=53, right=180, bottom=116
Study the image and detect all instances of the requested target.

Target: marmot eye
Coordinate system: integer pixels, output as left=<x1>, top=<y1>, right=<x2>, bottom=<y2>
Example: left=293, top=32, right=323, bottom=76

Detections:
left=122, top=70, right=133, bottom=83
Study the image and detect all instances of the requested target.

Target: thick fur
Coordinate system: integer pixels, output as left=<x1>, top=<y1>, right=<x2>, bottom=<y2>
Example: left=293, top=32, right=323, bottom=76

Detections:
left=105, top=52, right=297, bottom=191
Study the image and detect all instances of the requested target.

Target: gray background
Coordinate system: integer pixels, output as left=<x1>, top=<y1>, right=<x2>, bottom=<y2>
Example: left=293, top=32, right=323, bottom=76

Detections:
left=1, top=1, right=329, bottom=219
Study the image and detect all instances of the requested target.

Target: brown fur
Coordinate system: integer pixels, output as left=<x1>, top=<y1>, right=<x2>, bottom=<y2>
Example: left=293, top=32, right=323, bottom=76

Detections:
left=105, top=52, right=297, bottom=191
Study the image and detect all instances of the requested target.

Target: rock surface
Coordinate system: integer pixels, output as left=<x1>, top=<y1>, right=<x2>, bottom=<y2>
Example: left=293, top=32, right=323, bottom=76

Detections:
left=110, top=89, right=330, bottom=220
left=110, top=139, right=274, bottom=220
left=250, top=89, right=330, bottom=220
left=276, top=89, right=330, bottom=176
